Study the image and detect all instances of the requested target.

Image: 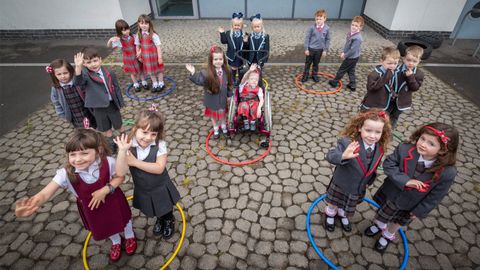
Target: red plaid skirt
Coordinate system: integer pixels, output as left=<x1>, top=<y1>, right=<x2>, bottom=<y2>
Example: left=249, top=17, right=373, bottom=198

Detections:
left=204, top=108, right=226, bottom=120
left=139, top=34, right=164, bottom=74
left=373, top=189, right=412, bottom=226
left=325, top=182, right=366, bottom=217
left=237, top=100, right=260, bottom=121
left=121, top=36, right=141, bottom=74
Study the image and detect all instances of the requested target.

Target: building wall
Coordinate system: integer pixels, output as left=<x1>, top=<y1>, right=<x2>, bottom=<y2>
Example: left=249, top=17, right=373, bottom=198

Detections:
left=363, top=0, right=398, bottom=30
left=119, top=0, right=151, bottom=25
left=451, top=0, right=480, bottom=39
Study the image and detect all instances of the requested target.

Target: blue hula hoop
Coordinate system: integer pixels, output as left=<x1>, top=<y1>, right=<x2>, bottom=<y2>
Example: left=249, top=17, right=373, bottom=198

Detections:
left=125, top=75, right=176, bottom=101
left=306, top=194, right=409, bottom=270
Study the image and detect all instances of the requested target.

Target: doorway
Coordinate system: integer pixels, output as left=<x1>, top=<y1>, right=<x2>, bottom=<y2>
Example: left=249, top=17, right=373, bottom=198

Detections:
left=155, top=0, right=198, bottom=18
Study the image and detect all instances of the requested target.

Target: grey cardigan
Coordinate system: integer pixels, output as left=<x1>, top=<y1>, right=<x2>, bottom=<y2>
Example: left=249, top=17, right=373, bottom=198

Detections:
left=343, top=32, right=363, bottom=59
left=304, top=24, right=331, bottom=51
left=378, top=143, right=456, bottom=219
left=75, top=67, right=124, bottom=109
left=326, top=137, right=384, bottom=195
left=189, top=69, right=233, bottom=111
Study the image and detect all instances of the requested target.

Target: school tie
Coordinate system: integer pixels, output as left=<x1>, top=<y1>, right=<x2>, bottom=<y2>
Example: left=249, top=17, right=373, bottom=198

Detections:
left=217, top=70, right=223, bottom=85
left=414, top=161, right=426, bottom=178
left=366, top=147, right=373, bottom=158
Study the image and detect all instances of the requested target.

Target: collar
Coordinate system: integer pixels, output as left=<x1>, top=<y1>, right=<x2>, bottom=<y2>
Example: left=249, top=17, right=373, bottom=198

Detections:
left=418, top=155, right=435, bottom=168
left=60, top=80, right=73, bottom=87
left=363, top=141, right=375, bottom=151
left=316, top=23, right=324, bottom=29
left=74, top=158, right=100, bottom=174
left=132, top=137, right=156, bottom=149
left=142, top=31, right=149, bottom=35
left=96, top=68, right=104, bottom=76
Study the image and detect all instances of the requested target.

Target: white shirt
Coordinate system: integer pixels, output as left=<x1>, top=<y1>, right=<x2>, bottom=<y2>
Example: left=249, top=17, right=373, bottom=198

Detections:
left=134, top=32, right=161, bottom=46
left=363, top=141, right=375, bottom=153
left=111, top=35, right=132, bottom=49
left=60, top=80, right=73, bottom=88
left=418, top=155, right=435, bottom=168
left=131, top=138, right=167, bottom=160
left=96, top=69, right=112, bottom=101
left=52, top=156, right=116, bottom=197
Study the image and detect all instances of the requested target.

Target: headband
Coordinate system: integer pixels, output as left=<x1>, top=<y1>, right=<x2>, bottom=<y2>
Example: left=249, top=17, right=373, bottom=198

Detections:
left=424, top=126, right=450, bottom=146
left=250, top=13, right=261, bottom=21
left=45, top=65, right=53, bottom=74
left=148, top=103, right=159, bottom=112
left=232, top=12, right=243, bottom=19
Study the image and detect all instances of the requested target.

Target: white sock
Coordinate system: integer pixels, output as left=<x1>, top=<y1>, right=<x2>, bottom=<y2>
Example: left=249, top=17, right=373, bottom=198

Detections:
left=142, top=80, right=148, bottom=86
left=152, top=81, right=158, bottom=88
left=109, top=233, right=121, bottom=245
left=375, top=220, right=387, bottom=230
left=124, top=220, right=134, bottom=239
left=326, top=217, right=335, bottom=225
left=213, top=126, right=219, bottom=134
left=325, top=205, right=337, bottom=217
left=337, top=208, right=346, bottom=217
left=221, top=124, right=227, bottom=133
left=383, top=230, right=395, bottom=240
left=133, top=82, right=139, bottom=88
left=158, top=81, right=164, bottom=87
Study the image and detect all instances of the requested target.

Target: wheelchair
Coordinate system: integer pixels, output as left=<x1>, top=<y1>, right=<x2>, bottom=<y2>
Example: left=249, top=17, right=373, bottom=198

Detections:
left=226, top=49, right=272, bottom=148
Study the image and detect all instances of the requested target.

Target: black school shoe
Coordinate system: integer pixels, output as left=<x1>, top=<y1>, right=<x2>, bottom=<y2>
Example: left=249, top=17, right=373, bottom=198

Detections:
left=374, top=236, right=392, bottom=253
left=162, top=217, right=175, bottom=239
left=328, top=80, right=338, bottom=88
left=153, top=217, right=163, bottom=236
left=312, top=75, right=320, bottom=83
left=364, top=224, right=381, bottom=237
left=346, top=84, right=356, bottom=92
left=134, top=84, right=141, bottom=92
left=324, top=215, right=335, bottom=232
left=338, top=216, right=352, bottom=232
left=301, top=74, right=309, bottom=83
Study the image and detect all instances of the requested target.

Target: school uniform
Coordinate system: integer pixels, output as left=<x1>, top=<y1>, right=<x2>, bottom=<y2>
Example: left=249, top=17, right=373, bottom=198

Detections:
left=135, top=32, right=164, bottom=74
left=237, top=83, right=263, bottom=121
left=50, top=81, right=96, bottom=128
left=330, top=31, right=363, bottom=88
left=189, top=69, right=233, bottom=120
left=112, top=34, right=141, bottom=74
left=245, top=32, right=270, bottom=68
left=75, top=67, right=124, bottom=132
left=129, top=138, right=180, bottom=218
left=220, top=30, right=244, bottom=68
left=52, top=157, right=132, bottom=241
left=303, top=24, right=330, bottom=76
left=373, top=143, right=456, bottom=225
left=325, top=137, right=384, bottom=217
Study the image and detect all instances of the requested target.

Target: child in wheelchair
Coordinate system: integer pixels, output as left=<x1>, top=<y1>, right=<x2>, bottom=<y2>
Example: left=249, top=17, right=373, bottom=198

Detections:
left=237, top=64, right=264, bottom=132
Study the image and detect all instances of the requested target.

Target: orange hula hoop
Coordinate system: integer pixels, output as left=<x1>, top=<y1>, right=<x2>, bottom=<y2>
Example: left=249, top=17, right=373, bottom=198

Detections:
left=294, top=72, right=343, bottom=95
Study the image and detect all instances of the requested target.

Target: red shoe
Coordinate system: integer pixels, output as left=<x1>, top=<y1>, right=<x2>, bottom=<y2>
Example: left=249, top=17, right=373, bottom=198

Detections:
left=110, top=243, right=121, bottom=261
left=125, top=237, right=137, bottom=255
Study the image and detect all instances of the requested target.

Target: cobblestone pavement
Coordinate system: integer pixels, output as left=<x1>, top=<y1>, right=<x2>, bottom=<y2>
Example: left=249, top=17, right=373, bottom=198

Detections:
left=1, top=20, right=480, bottom=270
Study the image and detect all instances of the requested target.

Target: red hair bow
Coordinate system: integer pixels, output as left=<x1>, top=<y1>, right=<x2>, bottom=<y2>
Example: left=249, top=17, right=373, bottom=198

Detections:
left=424, top=126, right=450, bottom=146
left=45, top=65, right=53, bottom=74
left=377, top=111, right=389, bottom=120
left=210, top=46, right=216, bottom=54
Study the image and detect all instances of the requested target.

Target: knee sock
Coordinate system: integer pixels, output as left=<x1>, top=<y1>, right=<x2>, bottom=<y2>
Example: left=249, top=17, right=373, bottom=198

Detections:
left=123, top=220, right=134, bottom=239
left=379, top=230, right=396, bottom=246
left=109, top=233, right=121, bottom=245
left=337, top=208, right=349, bottom=225
left=325, top=205, right=337, bottom=224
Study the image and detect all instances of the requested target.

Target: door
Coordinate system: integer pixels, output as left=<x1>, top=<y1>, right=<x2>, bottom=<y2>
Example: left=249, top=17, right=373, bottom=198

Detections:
left=154, top=0, right=199, bottom=18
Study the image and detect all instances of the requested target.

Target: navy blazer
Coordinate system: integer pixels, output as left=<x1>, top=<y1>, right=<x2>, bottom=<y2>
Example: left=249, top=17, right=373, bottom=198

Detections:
left=379, top=143, right=456, bottom=219
left=220, top=30, right=244, bottom=63
left=75, top=67, right=124, bottom=109
left=326, top=137, right=384, bottom=195
left=245, top=33, right=270, bottom=67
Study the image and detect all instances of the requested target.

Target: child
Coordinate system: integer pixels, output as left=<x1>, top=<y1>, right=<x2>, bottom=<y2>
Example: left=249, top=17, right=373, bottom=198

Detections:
left=245, top=14, right=270, bottom=69
left=186, top=46, right=233, bottom=139
left=387, top=45, right=425, bottom=129
left=364, top=123, right=458, bottom=252
left=237, top=64, right=264, bottom=131
left=328, top=16, right=364, bottom=91
left=135, top=14, right=165, bottom=92
left=74, top=48, right=125, bottom=151
left=324, top=109, right=392, bottom=232
left=360, top=47, right=400, bottom=120
left=301, top=9, right=331, bottom=83
left=48, top=59, right=96, bottom=129
left=15, top=129, right=136, bottom=261
left=107, top=19, right=146, bottom=92
left=115, top=106, right=181, bottom=238
left=219, top=12, right=246, bottom=85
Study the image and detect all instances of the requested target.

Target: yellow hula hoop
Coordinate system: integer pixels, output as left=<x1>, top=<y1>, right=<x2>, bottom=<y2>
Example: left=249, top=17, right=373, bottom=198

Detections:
left=82, top=196, right=186, bottom=270
left=263, top=78, right=269, bottom=91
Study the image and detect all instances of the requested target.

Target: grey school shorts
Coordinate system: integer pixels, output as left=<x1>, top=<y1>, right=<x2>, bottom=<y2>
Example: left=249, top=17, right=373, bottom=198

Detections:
left=91, top=101, right=122, bottom=132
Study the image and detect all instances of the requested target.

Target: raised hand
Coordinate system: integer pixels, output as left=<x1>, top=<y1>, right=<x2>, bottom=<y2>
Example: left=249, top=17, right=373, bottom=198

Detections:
left=15, top=197, right=40, bottom=217
left=74, top=52, right=84, bottom=67
left=341, top=141, right=360, bottom=160
left=113, top=133, right=131, bottom=153
left=249, top=63, right=258, bottom=72
left=185, top=64, right=195, bottom=75
left=218, top=26, right=225, bottom=33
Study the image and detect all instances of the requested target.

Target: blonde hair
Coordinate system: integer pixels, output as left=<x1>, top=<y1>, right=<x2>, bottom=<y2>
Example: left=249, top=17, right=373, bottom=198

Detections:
left=405, top=45, right=424, bottom=60
left=381, top=47, right=400, bottom=61
left=250, top=18, right=266, bottom=34
left=231, top=17, right=244, bottom=32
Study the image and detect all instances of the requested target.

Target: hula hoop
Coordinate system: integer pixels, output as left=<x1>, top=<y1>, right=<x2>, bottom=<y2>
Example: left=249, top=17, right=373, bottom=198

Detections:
left=82, top=196, right=186, bottom=270
left=205, top=130, right=272, bottom=166
left=262, top=78, right=269, bottom=91
left=294, top=72, right=343, bottom=95
left=125, top=75, right=176, bottom=101
left=122, top=119, right=135, bottom=126
left=306, top=194, right=409, bottom=270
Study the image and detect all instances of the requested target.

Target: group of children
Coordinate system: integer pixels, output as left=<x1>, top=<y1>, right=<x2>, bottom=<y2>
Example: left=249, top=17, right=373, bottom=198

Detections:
left=15, top=9, right=460, bottom=262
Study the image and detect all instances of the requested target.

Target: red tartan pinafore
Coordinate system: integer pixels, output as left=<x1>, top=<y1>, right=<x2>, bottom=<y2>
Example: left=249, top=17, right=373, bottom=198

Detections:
left=237, top=85, right=261, bottom=121
left=139, top=33, right=164, bottom=74
left=71, top=158, right=132, bottom=241
left=120, top=35, right=141, bottom=74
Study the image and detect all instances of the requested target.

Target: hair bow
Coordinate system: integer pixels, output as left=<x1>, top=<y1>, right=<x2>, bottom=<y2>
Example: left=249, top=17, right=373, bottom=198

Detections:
left=232, top=12, right=243, bottom=19
left=250, top=13, right=261, bottom=21
left=148, top=103, right=159, bottom=112
left=424, top=126, right=450, bottom=146
left=210, top=45, right=217, bottom=54
left=377, top=111, right=389, bottom=120
left=45, top=65, right=53, bottom=74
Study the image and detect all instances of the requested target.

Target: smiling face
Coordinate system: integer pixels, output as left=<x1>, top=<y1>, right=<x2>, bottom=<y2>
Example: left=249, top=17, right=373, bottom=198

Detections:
left=232, top=19, right=243, bottom=31
left=135, top=127, right=158, bottom=149
left=247, top=72, right=260, bottom=88
left=54, top=66, right=72, bottom=84
left=83, top=57, right=102, bottom=72
left=138, top=20, right=150, bottom=32
left=350, top=21, right=362, bottom=33
left=212, top=52, right=224, bottom=69
left=121, top=28, right=131, bottom=36
left=416, top=133, right=441, bottom=160
left=68, top=148, right=97, bottom=171
left=359, top=119, right=384, bottom=146
left=315, top=16, right=326, bottom=26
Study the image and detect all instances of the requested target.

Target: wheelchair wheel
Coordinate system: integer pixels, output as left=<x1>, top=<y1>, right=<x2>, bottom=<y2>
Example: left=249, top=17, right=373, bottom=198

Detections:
left=264, top=91, right=272, bottom=132
left=227, top=94, right=237, bottom=130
